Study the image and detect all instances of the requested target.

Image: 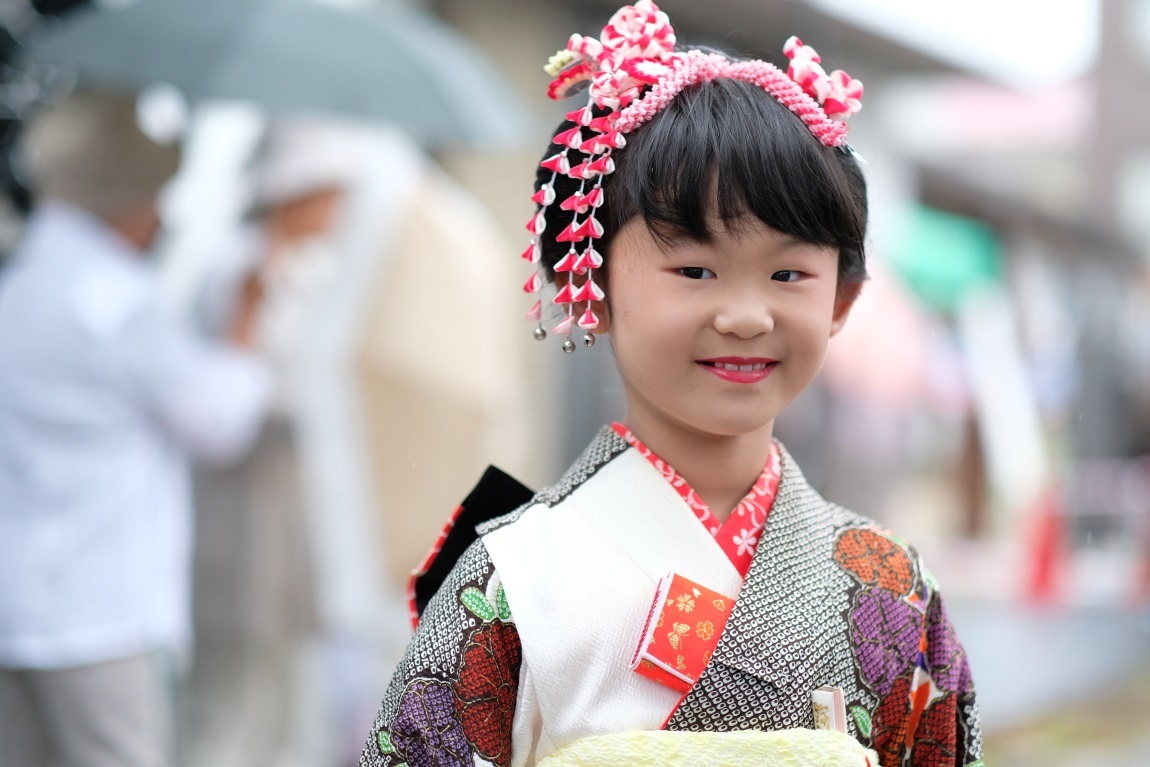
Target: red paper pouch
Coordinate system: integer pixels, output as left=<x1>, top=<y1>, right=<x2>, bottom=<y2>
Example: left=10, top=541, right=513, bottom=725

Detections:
left=630, top=572, right=735, bottom=693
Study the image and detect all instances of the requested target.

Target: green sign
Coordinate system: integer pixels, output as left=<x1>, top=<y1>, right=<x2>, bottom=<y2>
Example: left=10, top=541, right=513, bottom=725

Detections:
left=889, top=204, right=1003, bottom=313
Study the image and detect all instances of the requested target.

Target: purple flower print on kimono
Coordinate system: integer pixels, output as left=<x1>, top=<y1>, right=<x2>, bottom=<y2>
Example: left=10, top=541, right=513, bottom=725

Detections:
left=924, top=597, right=972, bottom=695
left=390, top=679, right=472, bottom=767
left=850, top=587, right=922, bottom=697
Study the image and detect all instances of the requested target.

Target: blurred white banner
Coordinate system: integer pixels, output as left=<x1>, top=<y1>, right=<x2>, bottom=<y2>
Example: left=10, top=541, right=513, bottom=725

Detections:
left=809, top=0, right=1100, bottom=88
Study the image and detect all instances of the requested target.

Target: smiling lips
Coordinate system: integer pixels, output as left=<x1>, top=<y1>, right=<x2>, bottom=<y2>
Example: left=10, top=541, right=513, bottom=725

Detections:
left=697, top=356, right=778, bottom=384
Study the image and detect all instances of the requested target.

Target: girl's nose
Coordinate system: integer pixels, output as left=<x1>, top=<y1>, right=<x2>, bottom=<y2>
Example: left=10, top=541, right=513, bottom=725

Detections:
left=713, top=290, right=775, bottom=338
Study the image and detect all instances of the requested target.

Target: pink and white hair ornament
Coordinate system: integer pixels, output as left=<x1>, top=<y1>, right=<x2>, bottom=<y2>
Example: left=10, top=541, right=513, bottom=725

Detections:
left=782, top=36, right=864, bottom=121
left=522, top=1, right=863, bottom=351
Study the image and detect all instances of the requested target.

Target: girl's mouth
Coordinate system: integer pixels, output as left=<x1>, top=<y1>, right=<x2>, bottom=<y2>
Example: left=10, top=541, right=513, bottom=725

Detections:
left=697, top=357, right=777, bottom=383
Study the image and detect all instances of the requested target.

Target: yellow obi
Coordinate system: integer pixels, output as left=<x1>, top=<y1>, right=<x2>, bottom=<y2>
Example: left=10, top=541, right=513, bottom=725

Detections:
left=535, top=728, right=880, bottom=767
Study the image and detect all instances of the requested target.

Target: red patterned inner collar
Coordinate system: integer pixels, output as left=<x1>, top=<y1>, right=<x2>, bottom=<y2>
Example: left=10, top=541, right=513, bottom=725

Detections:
left=610, top=422, right=782, bottom=576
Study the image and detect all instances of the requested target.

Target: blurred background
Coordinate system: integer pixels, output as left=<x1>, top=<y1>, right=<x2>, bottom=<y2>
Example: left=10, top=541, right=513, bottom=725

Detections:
left=0, top=0, right=1147, bottom=765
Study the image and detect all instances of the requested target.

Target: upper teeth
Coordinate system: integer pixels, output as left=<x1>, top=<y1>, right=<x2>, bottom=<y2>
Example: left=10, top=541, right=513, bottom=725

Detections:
left=718, top=362, right=767, bottom=371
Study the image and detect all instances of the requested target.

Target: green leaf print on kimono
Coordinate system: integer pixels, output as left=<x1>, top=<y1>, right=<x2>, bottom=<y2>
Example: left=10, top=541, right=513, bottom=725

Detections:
left=455, top=582, right=521, bottom=767
left=849, top=705, right=873, bottom=739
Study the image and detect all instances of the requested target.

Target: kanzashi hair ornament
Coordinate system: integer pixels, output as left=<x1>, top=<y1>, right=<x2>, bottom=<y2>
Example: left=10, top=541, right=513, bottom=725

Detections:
left=522, top=0, right=863, bottom=350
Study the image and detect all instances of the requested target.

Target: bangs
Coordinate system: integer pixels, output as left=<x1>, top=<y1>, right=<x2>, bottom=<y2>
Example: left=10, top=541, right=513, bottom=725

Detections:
left=609, top=77, right=864, bottom=255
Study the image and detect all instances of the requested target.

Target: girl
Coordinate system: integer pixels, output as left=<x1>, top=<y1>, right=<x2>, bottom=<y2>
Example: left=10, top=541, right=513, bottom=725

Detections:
left=361, top=3, right=981, bottom=766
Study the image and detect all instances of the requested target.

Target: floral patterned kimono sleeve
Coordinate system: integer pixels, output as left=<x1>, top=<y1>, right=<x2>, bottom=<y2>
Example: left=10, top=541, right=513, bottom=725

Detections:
left=919, top=592, right=982, bottom=766
left=361, top=540, right=522, bottom=767
left=831, top=528, right=983, bottom=766
left=863, top=585, right=983, bottom=767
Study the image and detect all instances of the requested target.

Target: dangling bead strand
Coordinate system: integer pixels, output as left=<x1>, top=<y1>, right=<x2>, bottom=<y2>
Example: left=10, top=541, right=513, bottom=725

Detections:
left=524, top=149, right=569, bottom=340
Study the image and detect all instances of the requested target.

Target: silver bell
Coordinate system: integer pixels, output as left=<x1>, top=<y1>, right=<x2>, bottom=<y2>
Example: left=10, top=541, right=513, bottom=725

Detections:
left=533, top=326, right=547, bottom=341
left=562, top=338, right=576, bottom=354
left=583, top=333, right=596, bottom=347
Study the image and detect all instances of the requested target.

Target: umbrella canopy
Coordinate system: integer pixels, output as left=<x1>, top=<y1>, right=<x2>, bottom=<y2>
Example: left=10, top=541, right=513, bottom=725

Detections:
left=19, top=0, right=533, bottom=149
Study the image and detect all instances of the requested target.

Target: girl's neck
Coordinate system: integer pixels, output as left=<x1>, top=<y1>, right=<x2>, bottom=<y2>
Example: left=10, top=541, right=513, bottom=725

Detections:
left=620, top=413, right=775, bottom=523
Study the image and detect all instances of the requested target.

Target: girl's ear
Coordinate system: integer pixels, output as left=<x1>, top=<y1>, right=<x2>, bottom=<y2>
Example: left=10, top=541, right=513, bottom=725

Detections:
left=829, top=281, right=862, bottom=337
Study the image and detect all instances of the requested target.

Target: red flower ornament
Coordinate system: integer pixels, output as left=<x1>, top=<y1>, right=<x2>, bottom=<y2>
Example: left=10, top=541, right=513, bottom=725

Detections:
left=598, top=0, right=676, bottom=65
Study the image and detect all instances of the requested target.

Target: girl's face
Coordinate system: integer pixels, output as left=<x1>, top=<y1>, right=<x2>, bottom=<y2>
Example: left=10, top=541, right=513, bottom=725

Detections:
left=598, top=214, right=857, bottom=442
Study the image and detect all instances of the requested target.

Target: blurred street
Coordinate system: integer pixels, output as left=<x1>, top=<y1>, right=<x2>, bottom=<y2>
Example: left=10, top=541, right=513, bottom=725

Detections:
left=953, top=600, right=1150, bottom=763
left=956, top=602, right=1150, bottom=763
left=986, top=666, right=1150, bottom=767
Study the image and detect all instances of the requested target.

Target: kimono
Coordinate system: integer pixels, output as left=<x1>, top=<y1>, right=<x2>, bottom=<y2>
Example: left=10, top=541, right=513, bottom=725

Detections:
left=360, top=426, right=983, bottom=767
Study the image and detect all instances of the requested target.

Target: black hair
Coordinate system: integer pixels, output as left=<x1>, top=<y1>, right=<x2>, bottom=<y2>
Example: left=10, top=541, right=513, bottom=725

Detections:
left=534, top=73, right=868, bottom=287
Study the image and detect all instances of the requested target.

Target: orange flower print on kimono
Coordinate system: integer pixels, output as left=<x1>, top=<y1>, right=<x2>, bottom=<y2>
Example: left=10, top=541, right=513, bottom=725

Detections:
left=834, top=527, right=915, bottom=596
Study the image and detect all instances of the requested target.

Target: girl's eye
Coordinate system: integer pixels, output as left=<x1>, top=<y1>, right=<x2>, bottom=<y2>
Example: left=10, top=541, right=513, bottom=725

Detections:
left=679, top=267, right=716, bottom=280
left=772, top=270, right=803, bottom=283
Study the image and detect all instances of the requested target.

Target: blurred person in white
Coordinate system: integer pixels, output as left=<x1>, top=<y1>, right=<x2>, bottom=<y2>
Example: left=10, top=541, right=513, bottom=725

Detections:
left=0, top=90, right=271, bottom=767
left=182, top=119, right=354, bottom=767
left=183, top=117, right=530, bottom=765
